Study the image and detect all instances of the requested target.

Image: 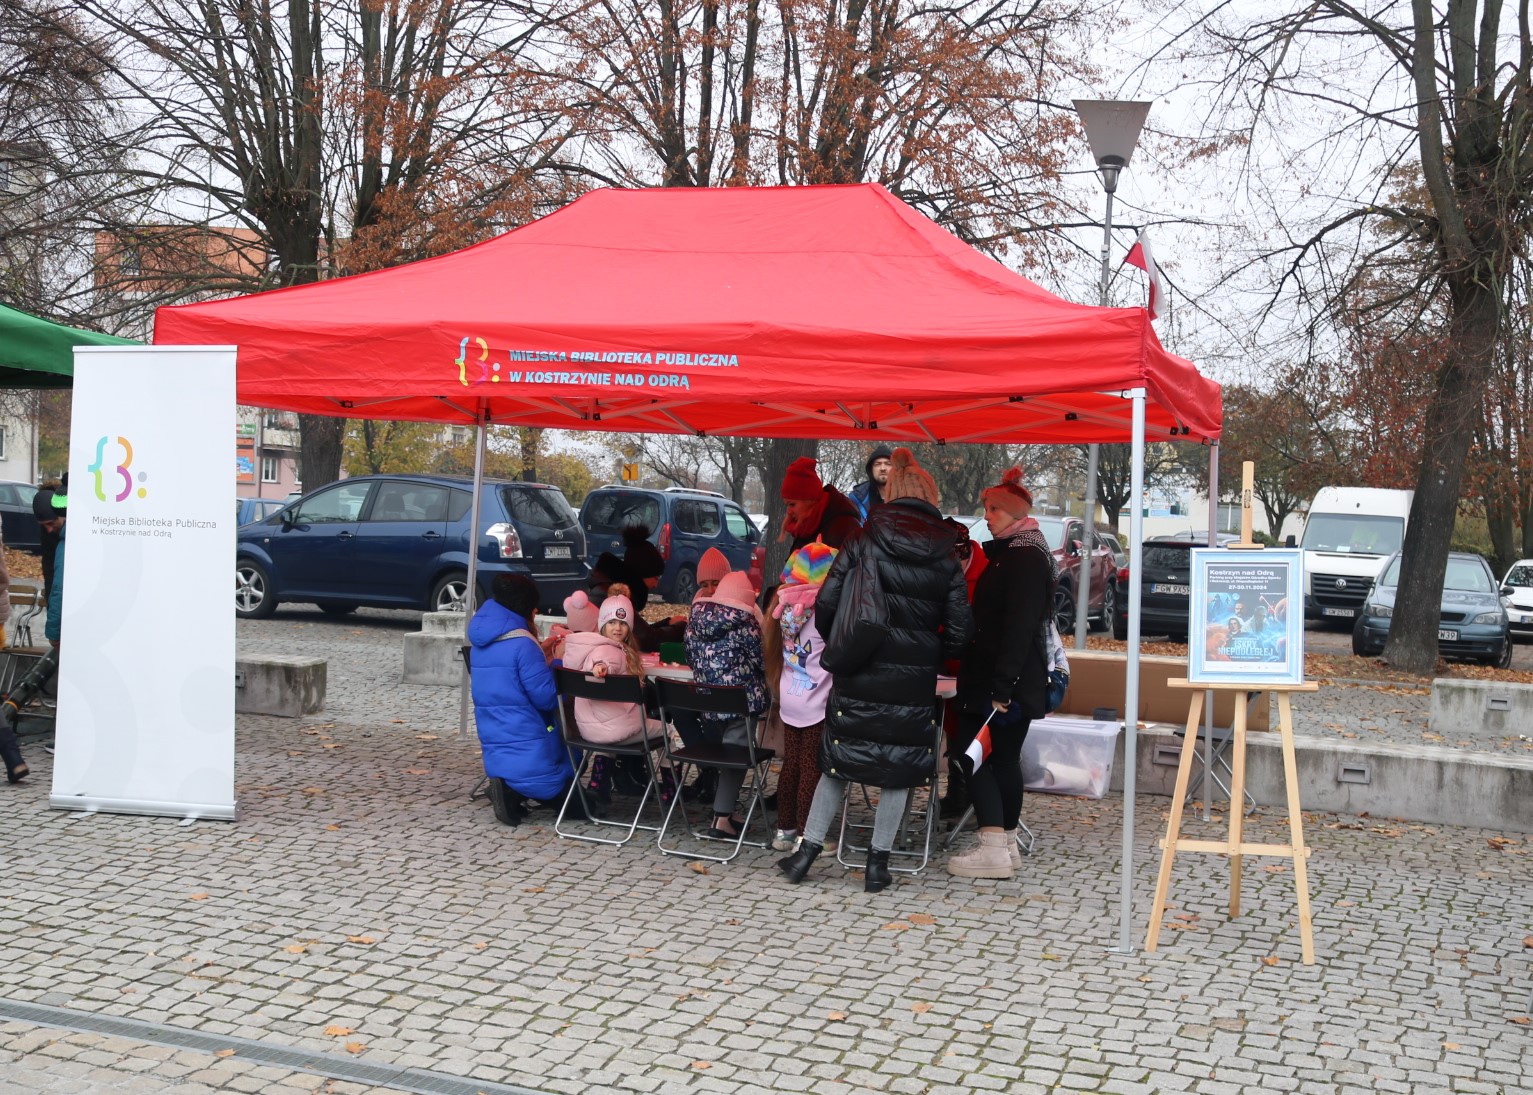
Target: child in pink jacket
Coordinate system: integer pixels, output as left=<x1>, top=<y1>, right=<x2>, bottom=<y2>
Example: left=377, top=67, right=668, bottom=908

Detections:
left=771, top=540, right=837, bottom=849
left=561, top=585, right=647, bottom=744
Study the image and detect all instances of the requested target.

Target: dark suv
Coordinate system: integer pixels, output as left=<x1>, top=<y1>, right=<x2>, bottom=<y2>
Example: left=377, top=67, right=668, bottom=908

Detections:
left=579, top=486, right=764, bottom=602
left=234, top=474, right=587, bottom=618
left=1034, top=516, right=1117, bottom=633
left=1113, top=538, right=1197, bottom=640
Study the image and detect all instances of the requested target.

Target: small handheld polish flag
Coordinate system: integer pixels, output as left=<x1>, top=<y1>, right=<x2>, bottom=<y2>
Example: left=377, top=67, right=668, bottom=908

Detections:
left=1123, top=228, right=1163, bottom=321
left=963, top=708, right=999, bottom=773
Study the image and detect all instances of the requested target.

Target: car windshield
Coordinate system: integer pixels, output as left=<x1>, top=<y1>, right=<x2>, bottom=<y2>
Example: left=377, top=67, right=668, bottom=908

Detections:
left=1300, top=513, right=1404, bottom=555
left=1378, top=555, right=1493, bottom=593
left=1033, top=517, right=1066, bottom=550
left=499, top=486, right=575, bottom=530
left=1505, top=563, right=1533, bottom=588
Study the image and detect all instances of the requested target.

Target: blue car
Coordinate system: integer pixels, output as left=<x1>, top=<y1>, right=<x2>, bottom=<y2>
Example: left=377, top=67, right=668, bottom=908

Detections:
left=235, top=474, right=587, bottom=618
left=236, top=496, right=290, bottom=527
left=1352, top=551, right=1512, bottom=667
left=578, top=486, right=764, bottom=602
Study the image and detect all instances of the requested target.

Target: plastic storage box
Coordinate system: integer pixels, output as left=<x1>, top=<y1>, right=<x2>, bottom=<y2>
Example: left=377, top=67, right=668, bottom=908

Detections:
left=1021, top=716, right=1121, bottom=798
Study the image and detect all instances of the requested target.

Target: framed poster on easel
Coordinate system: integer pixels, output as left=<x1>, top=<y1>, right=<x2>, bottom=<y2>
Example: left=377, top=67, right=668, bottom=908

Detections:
left=1187, top=547, right=1306, bottom=686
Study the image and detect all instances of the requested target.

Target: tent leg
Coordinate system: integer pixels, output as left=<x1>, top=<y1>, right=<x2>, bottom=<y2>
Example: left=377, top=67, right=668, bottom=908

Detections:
left=1110, top=387, right=1147, bottom=956
left=456, top=413, right=489, bottom=738
left=1203, top=442, right=1219, bottom=822
left=1075, top=443, right=1098, bottom=650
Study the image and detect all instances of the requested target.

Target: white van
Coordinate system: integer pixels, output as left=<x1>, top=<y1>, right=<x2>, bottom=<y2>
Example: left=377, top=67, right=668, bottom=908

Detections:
left=1298, top=486, right=1414, bottom=621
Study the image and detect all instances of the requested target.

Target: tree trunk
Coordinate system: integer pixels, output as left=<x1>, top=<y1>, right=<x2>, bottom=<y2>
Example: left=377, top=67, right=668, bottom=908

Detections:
left=297, top=414, right=347, bottom=491
left=1485, top=492, right=1517, bottom=575
left=1382, top=280, right=1500, bottom=673
left=760, top=437, right=818, bottom=587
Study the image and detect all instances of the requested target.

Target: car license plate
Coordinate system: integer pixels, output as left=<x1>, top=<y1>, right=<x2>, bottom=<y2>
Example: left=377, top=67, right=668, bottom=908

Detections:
left=545, top=544, right=572, bottom=559
left=1151, top=583, right=1189, bottom=595
left=1438, top=629, right=1457, bottom=641
left=1323, top=607, right=1355, bottom=618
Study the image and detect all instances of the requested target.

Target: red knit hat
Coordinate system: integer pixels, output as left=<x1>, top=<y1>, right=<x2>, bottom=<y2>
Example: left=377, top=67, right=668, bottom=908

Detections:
left=780, top=457, right=823, bottom=502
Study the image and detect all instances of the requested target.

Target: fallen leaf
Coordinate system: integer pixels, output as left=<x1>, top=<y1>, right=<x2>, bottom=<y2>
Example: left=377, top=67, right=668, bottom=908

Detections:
left=1442, top=1042, right=1461, bottom=1050
left=881, top=922, right=910, bottom=931
left=284, top=944, right=309, bottom=954
left=1261, top=956, right=1280, bottom=967
left=524, top=886, right=546, bottom=893
left=911, top=1002, right=932, bottom=1014
left=213, top=1048, right=235, bottom=1058
left=1488, top=837, right=1519, bottom=850
left=1509, top=1016, right=1531, bottom=1025
left=323, top=1026, right=354, bottom=1037
left=324, top=824, right=341, bottom=832
left=1041, top=953, right=1062, bottom=960
left=473, top=941, right=488, bottom=951
left=1263, top=865, right=1288, bottom=873
left=188, top=892, right=209, bottom=901
left=301, top=787, right=325, bottom=795
left=322, top=743, right=343, bottom=750
left=686, top=861, right=710, bottom=875
left=404, top=769, right=430, bottom=776
left=1337, top=900, right=1356, bottom=907
left=1524, top=936, right=1533, bottom=948
left=344, top=1042, right=366, bottom=1054
left=1174, top=912, right=1199, bottom=922
left=345, top=935, right=376, bottom=945
left=907, top=913, right=937, bottom=926
left=416, top=733, right=439, bottom=740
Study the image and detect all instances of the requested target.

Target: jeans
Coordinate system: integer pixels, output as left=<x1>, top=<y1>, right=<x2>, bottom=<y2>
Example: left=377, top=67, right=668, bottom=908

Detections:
left=801, top=777, right=910, bottom=852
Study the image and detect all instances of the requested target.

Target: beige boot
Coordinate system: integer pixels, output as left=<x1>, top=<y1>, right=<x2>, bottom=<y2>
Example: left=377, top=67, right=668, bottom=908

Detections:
left=946, top=830, right=1015, bottom=879
left=1007, top=832, right=1022, bottom=871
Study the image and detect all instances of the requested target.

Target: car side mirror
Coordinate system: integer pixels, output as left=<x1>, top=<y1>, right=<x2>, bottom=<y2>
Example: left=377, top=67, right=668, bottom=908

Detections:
left=1284, top=534, right=1297, bottom=548
left=281, top=510, right=297, bottom=530
left=1069, top=539, right=1083, bottom=556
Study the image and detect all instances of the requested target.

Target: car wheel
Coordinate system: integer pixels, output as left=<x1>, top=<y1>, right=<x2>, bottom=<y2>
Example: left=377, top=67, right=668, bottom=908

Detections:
left=1494, top=634, right=1513, bottom=669
left=672, top=565, right=697, bottom=605
left=1112, top=608, right=1128, bottom=641
left=1350, top=615, right=1375, bottom=657
left=430, top=571, right=470, bottom=613
left=1052, top=585, right=1076, bottom=636
left=235, top=559, right=277, bottom=619
left=318, top=602, right=358, bottom=617
left=1093, top=581, right=1116, bottom=631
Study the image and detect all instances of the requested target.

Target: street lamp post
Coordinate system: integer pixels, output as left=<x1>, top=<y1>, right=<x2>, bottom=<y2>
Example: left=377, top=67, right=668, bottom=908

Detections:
left=1072, top=98, right=1152, bottom=958
left=1070, top=99, right=1151, bottom=651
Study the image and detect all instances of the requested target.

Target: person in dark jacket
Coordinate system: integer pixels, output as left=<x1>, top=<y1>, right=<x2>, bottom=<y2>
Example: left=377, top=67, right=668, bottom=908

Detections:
left=947, top=467, right=1053, bottom=879
left=780, top=457, right=862, bottom=553
left=847, top=444, right=893, bottom=522
left=467, top=573, right=578, bottom=826
left=777, top=448, right=973, bottom=893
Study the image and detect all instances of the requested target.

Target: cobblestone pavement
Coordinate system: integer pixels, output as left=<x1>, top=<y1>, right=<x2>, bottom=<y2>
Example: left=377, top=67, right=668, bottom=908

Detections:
left=0, top=609, right=1528, bottom=1093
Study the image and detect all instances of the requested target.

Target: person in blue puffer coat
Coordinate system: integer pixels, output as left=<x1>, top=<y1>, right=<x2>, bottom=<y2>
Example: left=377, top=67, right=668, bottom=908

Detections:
left=468, top=573, right=577, bottom=826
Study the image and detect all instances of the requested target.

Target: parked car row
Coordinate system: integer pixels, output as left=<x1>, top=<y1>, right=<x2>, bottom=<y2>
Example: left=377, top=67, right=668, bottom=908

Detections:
left=1352, top=552, right=1514, bottom=667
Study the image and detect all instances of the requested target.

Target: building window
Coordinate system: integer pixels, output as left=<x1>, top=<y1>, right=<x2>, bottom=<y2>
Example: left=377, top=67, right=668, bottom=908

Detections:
left=0, top=425, right=7, bottom=460
left=261, top=454, right=279, bottom=483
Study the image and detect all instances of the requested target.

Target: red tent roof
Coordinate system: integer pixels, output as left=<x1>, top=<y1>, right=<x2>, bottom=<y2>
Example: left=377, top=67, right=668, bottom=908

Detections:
left=154, top=184, right=1220, bottom=444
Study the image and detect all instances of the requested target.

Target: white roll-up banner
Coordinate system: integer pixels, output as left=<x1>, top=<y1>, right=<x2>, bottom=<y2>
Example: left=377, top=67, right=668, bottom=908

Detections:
left=50, top=346, right=237, bottom=820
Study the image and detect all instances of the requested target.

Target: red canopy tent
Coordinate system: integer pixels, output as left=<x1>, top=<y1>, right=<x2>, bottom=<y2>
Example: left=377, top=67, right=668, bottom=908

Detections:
left=155, top=183, right=1219, bottom=446
left=154, top=183, right=1223, bottom=952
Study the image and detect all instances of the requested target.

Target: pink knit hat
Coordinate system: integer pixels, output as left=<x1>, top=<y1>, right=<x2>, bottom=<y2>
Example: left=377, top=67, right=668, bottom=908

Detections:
left=696, top=547, right=731, bottom=586
left=563, top=590, right=598, bottom=632
left=597, top=591, right=635, bottom=633
left=982, top=467, right=1033, bottom=518
left=697, top=571, right=763, bottom=625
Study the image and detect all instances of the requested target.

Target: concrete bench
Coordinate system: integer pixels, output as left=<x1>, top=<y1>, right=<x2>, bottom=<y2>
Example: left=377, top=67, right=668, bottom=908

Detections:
left=236, top=655, right=326, bottom=717
left=1431, top=677, right=1533, bottom=737
left=402, top=611, right=467, bottom=686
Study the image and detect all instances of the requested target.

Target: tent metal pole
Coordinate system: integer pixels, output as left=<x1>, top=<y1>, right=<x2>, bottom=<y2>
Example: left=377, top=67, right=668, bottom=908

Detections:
left=1110, top=386, right=1147, bottom=955
left=1075, top=443, right=1098, bottom=650
left=456, top=411, right=489, bottom=738
left=1203, top=442, right=1219, bottom=822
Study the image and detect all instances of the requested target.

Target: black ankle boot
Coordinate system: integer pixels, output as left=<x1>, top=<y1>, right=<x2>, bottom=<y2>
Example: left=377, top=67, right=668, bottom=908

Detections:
left=777, top=839, right=822, bottom=883
left=864, top=849, right=893, bottom=893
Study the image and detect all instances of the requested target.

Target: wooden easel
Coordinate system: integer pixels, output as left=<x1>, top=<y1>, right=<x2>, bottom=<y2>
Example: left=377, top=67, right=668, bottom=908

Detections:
left=1147, top=680, right=1318, bottom=963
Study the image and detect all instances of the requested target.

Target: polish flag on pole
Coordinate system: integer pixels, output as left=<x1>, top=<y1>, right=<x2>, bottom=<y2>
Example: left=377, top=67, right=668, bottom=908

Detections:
left=1123, top=228, right=1163, bottom=321
left=963, top=712, right=996, bottom=772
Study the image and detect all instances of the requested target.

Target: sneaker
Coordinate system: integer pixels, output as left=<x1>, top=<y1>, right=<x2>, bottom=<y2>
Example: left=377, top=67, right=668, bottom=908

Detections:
left=771, top=828, right=799, bottom=852
left=946, top=830, right=1014, bottom=879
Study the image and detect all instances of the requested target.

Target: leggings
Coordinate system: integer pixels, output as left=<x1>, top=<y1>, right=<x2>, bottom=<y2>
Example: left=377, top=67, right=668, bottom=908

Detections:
left=801, top=777, right=910, bottom=853
left=957, top=710, right=1030, bottom=831
left=775, top=720, right=823, bottom=832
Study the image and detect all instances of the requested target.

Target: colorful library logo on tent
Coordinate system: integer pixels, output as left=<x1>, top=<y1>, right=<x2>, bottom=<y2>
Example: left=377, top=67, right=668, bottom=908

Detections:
left=88, top=434, right=148, bottom=502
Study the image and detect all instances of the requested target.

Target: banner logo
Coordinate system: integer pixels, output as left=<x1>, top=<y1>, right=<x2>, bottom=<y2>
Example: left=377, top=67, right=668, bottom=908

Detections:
left=88, top=435, right=147, bottom=502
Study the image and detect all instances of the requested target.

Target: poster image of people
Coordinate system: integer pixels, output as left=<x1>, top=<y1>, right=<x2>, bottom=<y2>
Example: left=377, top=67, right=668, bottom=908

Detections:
left=1189, top=549, right=1306, bottom=685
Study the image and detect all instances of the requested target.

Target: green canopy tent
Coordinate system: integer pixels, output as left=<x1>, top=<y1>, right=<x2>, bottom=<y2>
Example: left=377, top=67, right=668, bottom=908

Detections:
left=0, top=303, right=139, bottom=388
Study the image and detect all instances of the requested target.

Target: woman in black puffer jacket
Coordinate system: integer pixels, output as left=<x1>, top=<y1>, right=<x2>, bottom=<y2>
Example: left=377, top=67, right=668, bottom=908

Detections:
left=777, top=448, right=972, bottom=893
left=947, top=467, right=1054, bottom=880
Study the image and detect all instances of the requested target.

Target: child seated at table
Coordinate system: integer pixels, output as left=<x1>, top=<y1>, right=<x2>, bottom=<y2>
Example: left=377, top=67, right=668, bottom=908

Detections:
left=467, top=573, right=579, bottom=827
left=685, top=570, right=770, bottom=837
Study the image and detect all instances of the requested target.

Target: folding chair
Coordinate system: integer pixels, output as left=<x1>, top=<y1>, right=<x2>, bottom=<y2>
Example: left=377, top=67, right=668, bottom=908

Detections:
left=653, top=677, right=773, bottom=864
left=835, top=708, right=945, bottom=875
left=553, top=667, right=669, bottom=846
left=1173, top=723, right=1256, bottom=814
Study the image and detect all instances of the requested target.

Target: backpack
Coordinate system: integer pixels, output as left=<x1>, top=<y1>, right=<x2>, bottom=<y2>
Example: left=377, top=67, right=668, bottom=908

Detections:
left=820, top=539, right=889, bottom=675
